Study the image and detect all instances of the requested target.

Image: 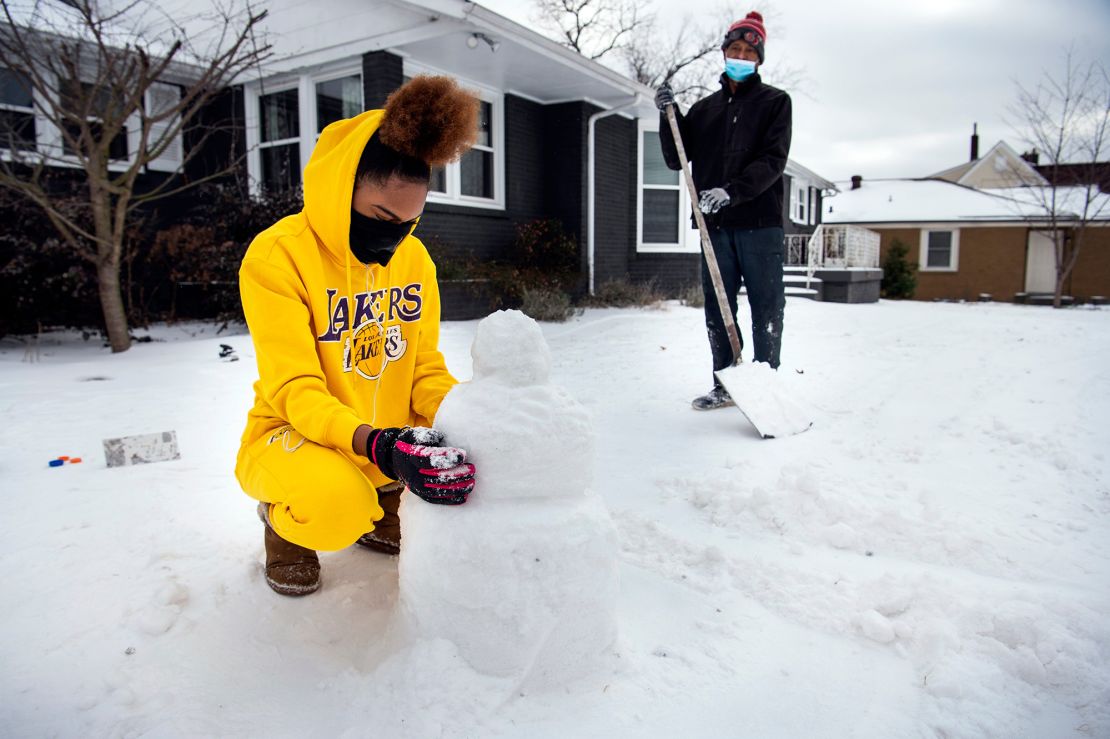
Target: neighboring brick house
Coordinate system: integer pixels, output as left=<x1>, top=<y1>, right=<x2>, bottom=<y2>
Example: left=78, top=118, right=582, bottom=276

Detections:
left=824, top=176, right=1110, bottom=302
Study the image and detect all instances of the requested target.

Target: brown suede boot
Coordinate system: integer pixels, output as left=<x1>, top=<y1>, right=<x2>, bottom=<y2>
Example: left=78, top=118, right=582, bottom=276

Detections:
left=257, top=502, right=320, bottom=596
left=356, top=483, right=402, bottom=555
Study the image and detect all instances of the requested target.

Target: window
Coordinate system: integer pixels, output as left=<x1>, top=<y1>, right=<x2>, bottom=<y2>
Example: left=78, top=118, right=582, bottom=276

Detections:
left=246, top=67, right=367, bottom=194
left=790, top=178, right=811, bottom=225
left=422, top=92, right=502, bottom=206
left=399, top=76, right=446, bottom=194
left=315, top=74, right=361, bottom=134
left=429, top=165, right=447, bottom=194
left=920, top=229, right=960, bottom=271
left=641, top=130, right=680, bottom=244
left=637, top=125, right=696, bottom=253
left=460, top=100, right=494, bottom=198
left=61, top=79, right=128, bottom=160
left=403, top=67, right=503, bottom=209
left=258, top=88, right=301, bottom=192
left=424, top=96, right=501, bottom=206
left=0, top=68, right=36, bottom=151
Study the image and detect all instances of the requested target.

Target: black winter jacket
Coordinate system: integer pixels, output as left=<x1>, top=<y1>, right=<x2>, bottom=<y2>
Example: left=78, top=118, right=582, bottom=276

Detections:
left=659, top=73, right=792, bottom=230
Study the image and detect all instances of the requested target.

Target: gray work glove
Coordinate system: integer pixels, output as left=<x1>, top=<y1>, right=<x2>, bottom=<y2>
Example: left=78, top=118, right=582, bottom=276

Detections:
left=698, top=187, right=731, bottom=214
left=654, top=83, right=676, bottom=112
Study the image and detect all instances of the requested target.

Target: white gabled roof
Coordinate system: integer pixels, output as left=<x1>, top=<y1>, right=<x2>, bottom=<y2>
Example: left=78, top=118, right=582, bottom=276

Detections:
left=824, top=178, right=1110, bottom=225
left=929, top=141, right=1048, bottom=189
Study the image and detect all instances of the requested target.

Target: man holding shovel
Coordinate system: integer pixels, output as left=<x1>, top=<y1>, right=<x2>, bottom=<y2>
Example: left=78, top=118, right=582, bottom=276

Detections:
left=657, top=11, right=792, bottom=411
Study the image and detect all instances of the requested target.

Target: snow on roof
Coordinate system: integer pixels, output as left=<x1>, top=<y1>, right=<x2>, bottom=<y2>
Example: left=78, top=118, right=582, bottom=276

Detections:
left=824, top=178, right=1110, bottom=225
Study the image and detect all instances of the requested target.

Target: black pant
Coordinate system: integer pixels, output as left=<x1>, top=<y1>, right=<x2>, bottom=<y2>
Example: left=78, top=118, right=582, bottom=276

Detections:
left=702, top=226, right=785, bottom=384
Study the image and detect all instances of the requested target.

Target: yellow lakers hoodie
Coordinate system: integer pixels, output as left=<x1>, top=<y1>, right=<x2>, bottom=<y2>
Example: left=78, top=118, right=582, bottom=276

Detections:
left=236, top=109, right=455, bottom=488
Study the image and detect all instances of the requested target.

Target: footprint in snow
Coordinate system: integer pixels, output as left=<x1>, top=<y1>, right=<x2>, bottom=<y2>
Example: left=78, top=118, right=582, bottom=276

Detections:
left=130, top=581, right=189, bottom=636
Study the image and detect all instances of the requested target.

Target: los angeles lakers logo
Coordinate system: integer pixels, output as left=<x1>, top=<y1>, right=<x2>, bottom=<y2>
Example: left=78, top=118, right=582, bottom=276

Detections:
left=343, top=320, right=408, bottom=379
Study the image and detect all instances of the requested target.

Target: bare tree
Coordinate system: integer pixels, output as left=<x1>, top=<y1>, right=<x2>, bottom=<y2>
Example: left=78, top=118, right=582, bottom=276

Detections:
left=622, top=13, right=720, bottom=102
left=534, top=0, right=650, bottom=61
left=1011, top=46, right=1109, bottom=308
left=0, top=0, right=271, bottom=352
left=537, top=0, right=805, bottom=106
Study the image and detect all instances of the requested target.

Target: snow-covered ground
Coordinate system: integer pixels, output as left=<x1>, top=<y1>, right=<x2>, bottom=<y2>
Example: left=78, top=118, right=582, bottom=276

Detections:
left=1, top=299, right=1107, bottom=738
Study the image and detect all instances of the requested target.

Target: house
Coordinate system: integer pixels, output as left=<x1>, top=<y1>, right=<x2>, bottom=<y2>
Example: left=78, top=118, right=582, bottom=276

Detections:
left=227, top=0, right=841, bottom=311
left=1, top=0, right=841, bottom=322
left=825, top=163, right=1110, bottom=303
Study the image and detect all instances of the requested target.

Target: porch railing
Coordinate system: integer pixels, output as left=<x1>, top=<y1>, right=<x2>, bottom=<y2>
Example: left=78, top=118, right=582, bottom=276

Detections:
left=784, top=225, right=881, bottom=288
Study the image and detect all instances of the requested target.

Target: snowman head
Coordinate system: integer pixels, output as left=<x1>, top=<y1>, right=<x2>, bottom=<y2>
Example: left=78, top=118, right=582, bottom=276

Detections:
left=471, top=310, right=551, bottom=386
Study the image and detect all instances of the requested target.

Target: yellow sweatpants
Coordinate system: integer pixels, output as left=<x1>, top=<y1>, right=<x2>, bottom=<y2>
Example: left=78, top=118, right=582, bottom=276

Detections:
left=235, top=425, right=385, bottom=551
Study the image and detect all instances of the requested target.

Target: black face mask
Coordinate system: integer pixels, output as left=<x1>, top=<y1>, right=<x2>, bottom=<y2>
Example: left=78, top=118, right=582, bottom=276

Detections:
left=349, top=208, right=416, bottom=266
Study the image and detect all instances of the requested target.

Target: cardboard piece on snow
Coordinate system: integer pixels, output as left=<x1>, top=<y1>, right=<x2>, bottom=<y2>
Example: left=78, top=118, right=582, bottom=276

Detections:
left=715, top=363, right=813, bottom=439
left=103, top=430, right=181, bottom=467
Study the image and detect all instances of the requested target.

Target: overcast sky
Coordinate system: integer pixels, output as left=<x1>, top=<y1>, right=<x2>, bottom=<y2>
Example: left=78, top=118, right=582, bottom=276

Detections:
left=478, top=0, right=1110, bottom=185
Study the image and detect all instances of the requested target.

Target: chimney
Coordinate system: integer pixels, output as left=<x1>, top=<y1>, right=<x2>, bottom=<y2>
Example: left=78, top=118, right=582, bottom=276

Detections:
left=1020, top=148, right=1040, bottom=165
left=850, top=175, right=862, bottom=190
left=970, top=122, right=979, bottom=161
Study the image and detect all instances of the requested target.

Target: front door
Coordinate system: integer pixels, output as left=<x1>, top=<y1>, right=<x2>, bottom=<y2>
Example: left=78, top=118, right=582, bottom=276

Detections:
left=1025, top=230, right=1057, bottom=294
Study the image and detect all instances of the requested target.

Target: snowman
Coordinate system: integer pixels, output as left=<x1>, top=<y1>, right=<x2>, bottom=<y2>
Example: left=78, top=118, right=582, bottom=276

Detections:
left=397, top=310, right=619, bottom=687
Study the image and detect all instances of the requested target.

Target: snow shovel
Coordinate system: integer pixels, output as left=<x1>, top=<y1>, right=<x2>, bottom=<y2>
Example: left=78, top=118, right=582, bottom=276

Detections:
left=663, top=104, right=812, bottom=439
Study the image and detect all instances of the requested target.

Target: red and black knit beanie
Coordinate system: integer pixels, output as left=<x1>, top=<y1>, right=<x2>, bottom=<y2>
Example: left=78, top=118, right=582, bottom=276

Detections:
left=722, top=11, right=767, bottom=63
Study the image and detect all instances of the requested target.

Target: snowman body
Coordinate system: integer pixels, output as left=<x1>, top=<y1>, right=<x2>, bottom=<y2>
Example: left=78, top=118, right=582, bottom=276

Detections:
left=397, top=310, right=619, bottom=686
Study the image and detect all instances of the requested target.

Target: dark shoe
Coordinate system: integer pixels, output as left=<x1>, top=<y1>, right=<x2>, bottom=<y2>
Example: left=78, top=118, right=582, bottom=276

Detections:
left=691, top=385, right=735, bottom=411
left=356, top=484, right=402, bottom=555
left=257, top=502, right=320, bottom=596
left=356, top=531, right=399, bottom=555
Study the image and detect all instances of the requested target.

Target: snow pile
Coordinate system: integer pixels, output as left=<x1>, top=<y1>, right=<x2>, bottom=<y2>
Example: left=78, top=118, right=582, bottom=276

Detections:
left=397, top=310, right=619, bottom=687
left=2, top=301, right=1109, bottom=737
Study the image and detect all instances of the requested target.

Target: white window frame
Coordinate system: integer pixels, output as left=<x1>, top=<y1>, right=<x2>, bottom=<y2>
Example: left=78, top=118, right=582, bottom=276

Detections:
left=246, top=79, right=303, bottom=195
left=636, top=120, right=696, bottom=254
left=1, top=68, right=185, bottom=173
left=403, top=60, right=505, bottom=211
left=244, top=61, right=364, bottom=196
left=919, top=228, right=960, bottom=271
left=0, top=68, right=37, bottom=154
left=790, top=177, right=811, bottom=225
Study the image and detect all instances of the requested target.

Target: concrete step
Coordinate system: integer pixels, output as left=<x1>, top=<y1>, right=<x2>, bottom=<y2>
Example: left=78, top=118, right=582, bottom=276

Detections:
left=739, top=285, right=821, bottom=300
left=784, top=268, right=821, bottom=286
left=736, top=267, right=822, bottom=300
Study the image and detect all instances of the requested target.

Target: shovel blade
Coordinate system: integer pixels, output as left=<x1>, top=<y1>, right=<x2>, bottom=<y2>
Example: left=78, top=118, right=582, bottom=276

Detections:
left=715, top=363, right=813, bottom=439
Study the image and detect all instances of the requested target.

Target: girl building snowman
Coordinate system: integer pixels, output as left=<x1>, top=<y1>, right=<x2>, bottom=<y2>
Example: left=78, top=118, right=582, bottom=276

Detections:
left=235, top=76, right=479, bottom=596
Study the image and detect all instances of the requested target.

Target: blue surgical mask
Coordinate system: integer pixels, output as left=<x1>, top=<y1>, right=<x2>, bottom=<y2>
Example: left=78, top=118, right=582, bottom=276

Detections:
left=725, top=58, right=757, bottom=82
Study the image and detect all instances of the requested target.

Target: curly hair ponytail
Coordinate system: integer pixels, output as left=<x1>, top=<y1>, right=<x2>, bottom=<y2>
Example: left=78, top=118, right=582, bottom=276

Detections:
left=356, top=75, right=480, bottom=186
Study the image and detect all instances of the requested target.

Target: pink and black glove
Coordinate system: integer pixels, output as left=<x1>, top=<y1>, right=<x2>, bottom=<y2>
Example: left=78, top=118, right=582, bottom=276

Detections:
left=367, top=427, right=475, bottom=505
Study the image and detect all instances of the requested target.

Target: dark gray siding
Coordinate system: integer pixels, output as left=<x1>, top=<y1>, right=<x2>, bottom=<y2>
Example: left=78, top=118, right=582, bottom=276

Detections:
left=591, top=114, right=634, bottom=287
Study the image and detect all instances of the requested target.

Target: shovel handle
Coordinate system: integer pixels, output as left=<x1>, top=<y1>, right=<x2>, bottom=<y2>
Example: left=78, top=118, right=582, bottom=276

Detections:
left=663, top=105, right=743, bottom=363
